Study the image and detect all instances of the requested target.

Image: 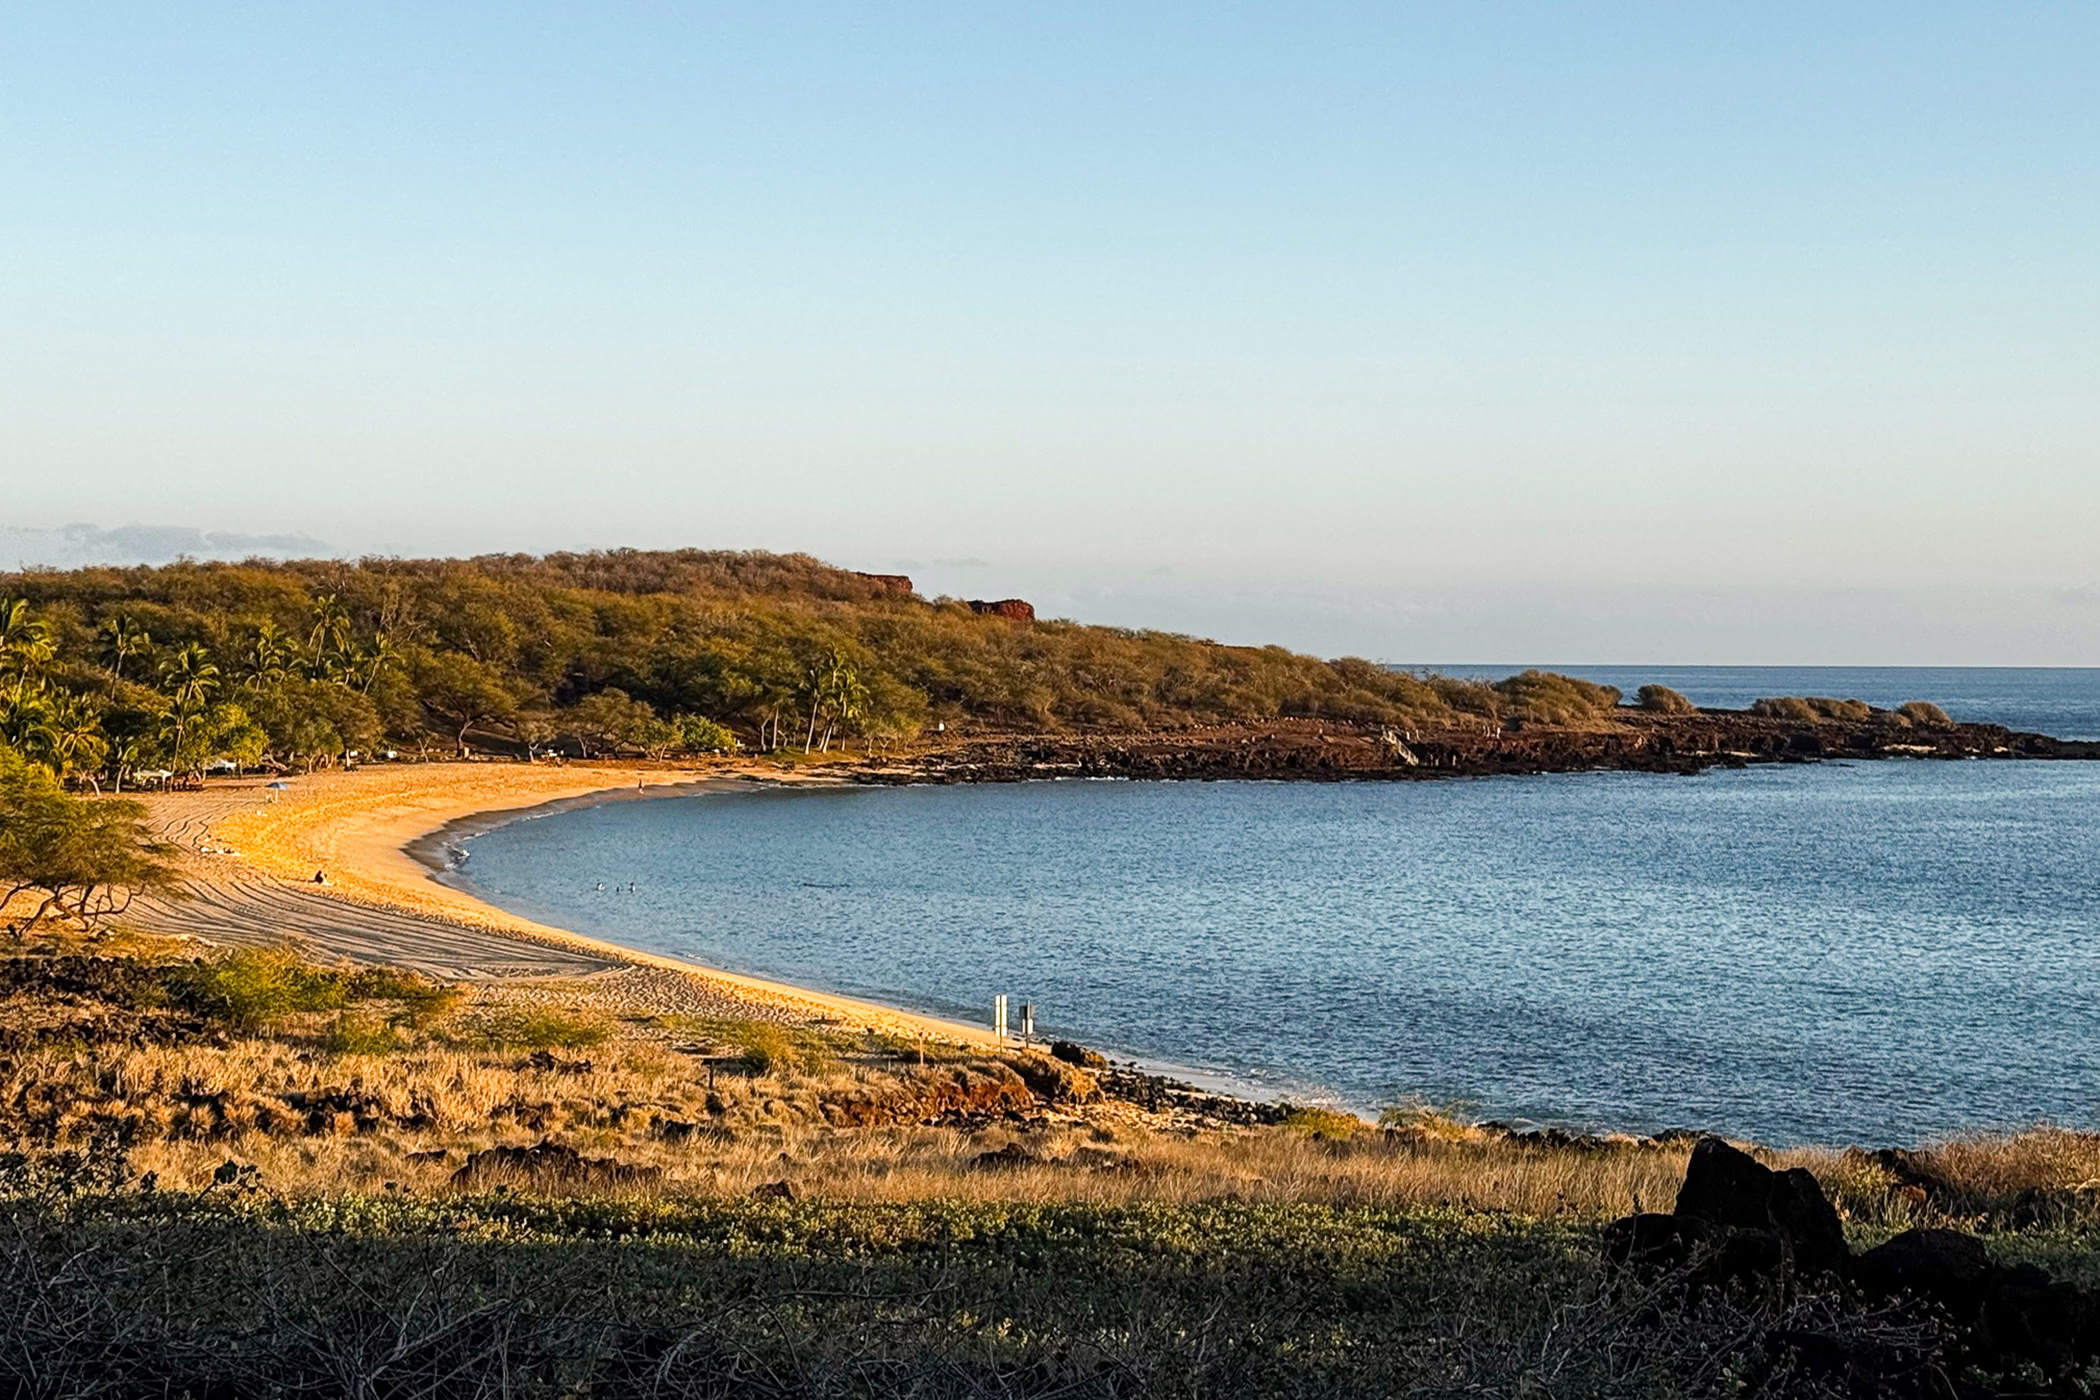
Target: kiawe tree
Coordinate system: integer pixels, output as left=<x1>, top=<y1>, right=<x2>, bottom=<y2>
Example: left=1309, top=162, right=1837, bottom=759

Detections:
left=0, top=746, right=176, bottom=935
left=565, top=687, right=655, bottom=758
left=415, top=652, right=517, bottom=756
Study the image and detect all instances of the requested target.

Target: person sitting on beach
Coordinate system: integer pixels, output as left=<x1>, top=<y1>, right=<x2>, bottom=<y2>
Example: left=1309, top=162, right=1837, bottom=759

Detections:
left=312, top=870, right=327, bottom=884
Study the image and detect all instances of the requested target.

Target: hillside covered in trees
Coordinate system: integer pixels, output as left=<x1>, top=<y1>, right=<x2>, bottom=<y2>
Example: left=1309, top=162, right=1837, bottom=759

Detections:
left=0, top=549, right=1636, bottom=786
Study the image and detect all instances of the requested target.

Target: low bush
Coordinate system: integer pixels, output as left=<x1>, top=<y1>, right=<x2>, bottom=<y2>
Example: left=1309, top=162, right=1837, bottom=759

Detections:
left=1282, top=1106, right=1364, bottom=1142
left=1378, top=1102, right=1480, bottom=1141
left=1808, top=696, right=1874, bottom=722
left=166, top=947, right=350, bottom=1029
left=344, top=966, right=461, bottom=1027
left=464, top=1007, right=610, bottom=1051
left=1493, top=671, right=1623, bottom=726
left=1634, top=684, right=1696, bottom=715
left=319, top=1012, right=401, bottom=1056
left=1749, top=695, right=1874, bottom=723
left=162, top=947, right=461, bottom=1033
left=1897, top=700, right=1954, bottom=728
left=675, top=1016, right=836, bottom=1074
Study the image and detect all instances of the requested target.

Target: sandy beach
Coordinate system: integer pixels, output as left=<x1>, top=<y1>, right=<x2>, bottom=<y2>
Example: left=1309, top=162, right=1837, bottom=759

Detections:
left=126, top=760, right=1000, bottom=1046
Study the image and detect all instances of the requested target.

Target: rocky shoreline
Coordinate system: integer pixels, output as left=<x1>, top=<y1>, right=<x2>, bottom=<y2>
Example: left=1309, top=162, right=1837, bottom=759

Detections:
left=858, top=710, right=2100, bottom=785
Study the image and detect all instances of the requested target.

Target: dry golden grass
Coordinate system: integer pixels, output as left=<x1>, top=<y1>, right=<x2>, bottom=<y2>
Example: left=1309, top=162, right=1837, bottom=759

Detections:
left=8, top=946, right=2100, bottom=1228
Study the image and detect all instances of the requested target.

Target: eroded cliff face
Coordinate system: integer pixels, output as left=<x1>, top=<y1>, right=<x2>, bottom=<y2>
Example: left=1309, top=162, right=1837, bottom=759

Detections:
left=966, top=598, right=1035, bottom=621
left=862, top=711, right=2100, bottom=784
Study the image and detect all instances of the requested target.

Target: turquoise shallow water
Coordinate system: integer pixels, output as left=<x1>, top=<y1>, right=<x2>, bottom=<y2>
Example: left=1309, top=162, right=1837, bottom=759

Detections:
left=457, top=758, right=2100, bottom=1147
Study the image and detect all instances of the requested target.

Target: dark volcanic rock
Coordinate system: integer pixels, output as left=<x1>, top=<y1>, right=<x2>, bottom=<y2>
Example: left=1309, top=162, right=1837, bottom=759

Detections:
left=862, top=714, right=2100, bottom=788
left=450, top=1141, right=662, bottom=1191
left=1607, top=1142, right=2100, bottom=1390
left=1673, top=1137, right=1849, bottom=1278
left=970, top=1142, right=1036, bottom=1170
left=1049, top=1039, right=1109, bottom=1070
left=1856, top=1229, right=2100, bottom=1376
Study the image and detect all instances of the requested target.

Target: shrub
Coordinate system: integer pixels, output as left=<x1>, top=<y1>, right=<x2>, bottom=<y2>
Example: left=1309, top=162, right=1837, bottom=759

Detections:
left=1751, top=695, right=1877, bottom=723
left=674, top=715, right=740, bottom=755
left=1806, top=696, right=1873, bottom=722
left=1378, top=1103, right=1479, bottom=1141
left=1281, top=1106, right=1363, bottom=1142
left=321, top=1012, right=401, bottom=1056
left=166, top=948, right=462, bottom=1032
left=168, top=947, right=350, bottom=1029
left=734, top=1024, right=794, bottom=1074
left=345, top=966, right=462, bottom=1027
left=1491, top=671, right=1622, bottom=726
left=1749, top=696, right=1819, bottom=723
left=1635, top=685, right=1696, bottom=715
left=673, top=1016, right=835, bottom=1074
left=1897, top=700, right=1953, bottom=728
left=469, top=1008, right=610, bottom=1051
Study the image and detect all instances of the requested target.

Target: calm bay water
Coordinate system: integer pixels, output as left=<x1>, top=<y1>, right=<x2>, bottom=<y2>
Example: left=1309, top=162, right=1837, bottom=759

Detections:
left=458, top=668, right=2100, bottom=1147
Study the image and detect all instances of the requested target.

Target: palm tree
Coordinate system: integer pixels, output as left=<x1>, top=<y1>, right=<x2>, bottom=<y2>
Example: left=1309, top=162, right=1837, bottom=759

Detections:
left=159, top=642, right=219, bottom=712
left=157, top=642, right=219, bottom=757
left=101, top=614, right=151, bottom=696
left=819, top=660, right=867, bottom=753
left=241, top=621, right=294, bottom=691
left=354, top=630, right=400, bottom=693
left=0, top=688, right=53, bottom=753
left=799, top=647, right=866, bottom=752
left=306, top=594, right=351, bottom=679
left=107, top=735, right=146, bottom=794
left=0, top=598, right=55, bottom=707
left=44, top=692, right=107, bottom=792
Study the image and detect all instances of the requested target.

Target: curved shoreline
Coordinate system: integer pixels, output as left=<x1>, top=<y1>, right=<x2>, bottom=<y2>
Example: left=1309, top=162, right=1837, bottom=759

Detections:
left=136, top=762, right=1002, bottom=1046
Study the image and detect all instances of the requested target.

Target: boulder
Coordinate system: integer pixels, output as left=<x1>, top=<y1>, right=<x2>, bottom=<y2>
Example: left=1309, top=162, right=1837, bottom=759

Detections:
left=1049, top=1040, right=1109, bottom=1070
left=450, top=1141, right=662, bottom=1191
left=1673, top=1137, right=1849, bottom=1278
left=1854, top=1228, right=1990, bottom=1304
left=1608, top=1146, right=2100, bottom=1386
left=966, top=598, right=1035, bottom=621
left=970, top=1142, right=1036, bottom=1170
left=1856, top=1228, right=2100, bottom=1374
left=1600, top=1211, right=1784, bottom=1294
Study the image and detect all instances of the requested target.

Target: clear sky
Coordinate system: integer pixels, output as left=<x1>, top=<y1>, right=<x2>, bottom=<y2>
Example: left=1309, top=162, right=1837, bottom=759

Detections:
left=4, top=4, right=2096, bottom=663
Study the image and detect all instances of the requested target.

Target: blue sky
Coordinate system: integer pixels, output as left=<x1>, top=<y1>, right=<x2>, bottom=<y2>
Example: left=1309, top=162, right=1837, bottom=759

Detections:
left=4, top=4, right=2096, bottom=662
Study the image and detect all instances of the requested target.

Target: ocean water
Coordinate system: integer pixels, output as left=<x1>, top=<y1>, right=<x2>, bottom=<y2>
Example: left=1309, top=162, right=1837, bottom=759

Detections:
left=456, top=668, right=2100, bottom=1147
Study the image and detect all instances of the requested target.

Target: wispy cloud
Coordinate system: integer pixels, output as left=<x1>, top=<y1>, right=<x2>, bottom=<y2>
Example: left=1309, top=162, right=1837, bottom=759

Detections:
left=1, top=523, right=330, bottom=570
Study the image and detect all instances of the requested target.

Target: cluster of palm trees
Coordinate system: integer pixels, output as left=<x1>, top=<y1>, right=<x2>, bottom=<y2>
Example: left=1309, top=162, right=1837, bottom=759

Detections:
left=0, top=599, right=105, bottom=787
left=0, top=593, right=409, bottom=791
left=798, top=646, right=870, bottom=754
left=239, top=596, right=400, bottom=695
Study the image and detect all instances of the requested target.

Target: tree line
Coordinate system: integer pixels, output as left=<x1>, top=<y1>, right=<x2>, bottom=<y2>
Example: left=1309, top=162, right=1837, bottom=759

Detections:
left=0, top=549, right=1628, bottom=788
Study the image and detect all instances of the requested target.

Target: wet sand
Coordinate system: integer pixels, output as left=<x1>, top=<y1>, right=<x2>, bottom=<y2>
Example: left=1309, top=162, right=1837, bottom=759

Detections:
left=126, top=761, right=999, bottom=1044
